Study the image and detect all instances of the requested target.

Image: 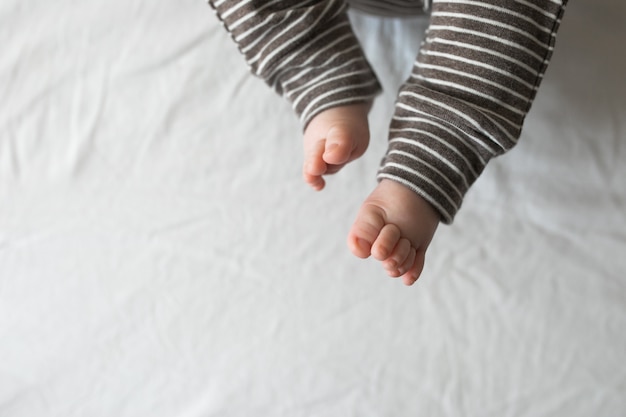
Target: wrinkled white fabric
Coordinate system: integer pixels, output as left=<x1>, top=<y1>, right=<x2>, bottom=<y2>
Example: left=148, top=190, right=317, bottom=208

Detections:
left=1, top=1, right=625, bottom=416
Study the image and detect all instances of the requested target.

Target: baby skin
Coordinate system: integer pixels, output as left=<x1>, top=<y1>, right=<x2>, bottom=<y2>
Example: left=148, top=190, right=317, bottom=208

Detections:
left=303, top=103, right=440, bottom=286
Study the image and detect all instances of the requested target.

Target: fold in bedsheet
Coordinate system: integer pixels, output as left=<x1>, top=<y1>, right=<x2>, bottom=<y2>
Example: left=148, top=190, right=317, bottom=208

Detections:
left=0, top=0, right=625, bottom=416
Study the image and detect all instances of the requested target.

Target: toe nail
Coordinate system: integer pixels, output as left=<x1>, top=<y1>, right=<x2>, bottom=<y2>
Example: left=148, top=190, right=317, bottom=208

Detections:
left=324, top=144, right=339, bottom=156
left=356, top=238, right=371, bottom=252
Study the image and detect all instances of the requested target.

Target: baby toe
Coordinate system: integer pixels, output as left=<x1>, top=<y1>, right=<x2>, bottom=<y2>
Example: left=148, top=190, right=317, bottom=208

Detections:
left=383, top=238, right=411, bottom=274
left=303, top=171, right=325, bottom=191
left=347, top=204, right=387, bottom=259
left=304, top=140, right=327, bottom=176
left=396, top=246, right=416, bottom=276
left=401, top=250, right=427, bottom=286
left=371, top=224, right=401, bottom=261
left=322, top=128, right=354, bottom=166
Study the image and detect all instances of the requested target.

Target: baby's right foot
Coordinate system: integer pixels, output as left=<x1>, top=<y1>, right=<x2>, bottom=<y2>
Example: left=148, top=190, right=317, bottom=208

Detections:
left=302, top=102, right=371, bottom=191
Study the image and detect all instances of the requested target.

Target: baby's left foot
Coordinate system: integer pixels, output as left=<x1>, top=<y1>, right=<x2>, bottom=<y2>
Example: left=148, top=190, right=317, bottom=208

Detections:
left=302, top=103, right=370, bottom=191
left=347, top=179, right=440, bottom=285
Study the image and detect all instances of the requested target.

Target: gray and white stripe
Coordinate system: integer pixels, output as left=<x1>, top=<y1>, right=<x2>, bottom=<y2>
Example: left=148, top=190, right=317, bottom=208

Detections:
left=348, top=0, right=430, bottom=17
left=208, top=0, right=382, bottom=127
left=378, top=0, right=567, bottom=222
left=209, top=0, right=568, bottom=223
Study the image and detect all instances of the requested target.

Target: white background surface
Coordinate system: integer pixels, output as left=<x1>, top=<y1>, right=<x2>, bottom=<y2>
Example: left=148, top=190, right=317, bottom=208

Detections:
left=1, top=1, right=625, bottom=416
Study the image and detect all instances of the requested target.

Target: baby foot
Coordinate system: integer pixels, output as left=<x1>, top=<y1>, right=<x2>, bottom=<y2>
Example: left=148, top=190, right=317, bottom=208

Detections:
left=302, top=102, right=371, bottom=191
left=347, top=179, right=440, bottom=286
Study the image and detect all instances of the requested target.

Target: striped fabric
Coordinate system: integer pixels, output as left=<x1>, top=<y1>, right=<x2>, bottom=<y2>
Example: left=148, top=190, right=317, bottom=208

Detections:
left=208, top=0, right=382, bottom=127
left=348, top=0, right=430, bottom=17
left=209, top=0, right=568, bottom=223
left=378, top=0, right=567, bottom=222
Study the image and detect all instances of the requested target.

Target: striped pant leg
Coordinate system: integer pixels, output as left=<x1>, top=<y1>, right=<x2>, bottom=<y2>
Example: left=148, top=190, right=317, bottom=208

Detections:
left=208, top=0, right=382, bottom=128
left=377, top=0, right=568, bottom=223
left=347, top=0, right=430, bottom=17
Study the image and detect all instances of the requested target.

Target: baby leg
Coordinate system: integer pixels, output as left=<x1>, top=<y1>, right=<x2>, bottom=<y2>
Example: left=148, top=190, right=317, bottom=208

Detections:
left=348, top=0, right=568, bottom=285
left=209, top=0, right=381, bottom=190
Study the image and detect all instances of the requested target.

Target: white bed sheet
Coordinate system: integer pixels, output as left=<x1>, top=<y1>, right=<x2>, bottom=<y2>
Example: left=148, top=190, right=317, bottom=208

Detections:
left=1, top=0, right=625, bottom=416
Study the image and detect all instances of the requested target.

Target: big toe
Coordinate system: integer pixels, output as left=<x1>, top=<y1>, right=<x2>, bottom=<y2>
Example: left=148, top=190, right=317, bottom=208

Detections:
left=322, top=126, right=358, bottom=166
